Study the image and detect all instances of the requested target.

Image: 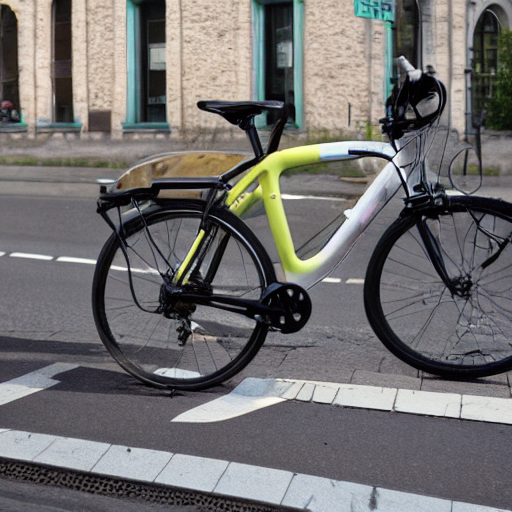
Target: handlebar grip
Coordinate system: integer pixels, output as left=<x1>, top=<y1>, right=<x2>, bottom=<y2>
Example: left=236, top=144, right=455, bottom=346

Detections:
left=397, top=55, right=415, bottom=72
left=397, top=55, right=422, bottom=82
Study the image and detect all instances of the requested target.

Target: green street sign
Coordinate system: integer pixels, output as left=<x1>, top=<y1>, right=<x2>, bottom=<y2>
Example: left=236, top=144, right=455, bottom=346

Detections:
left=354, top=0, right=395, bottom=22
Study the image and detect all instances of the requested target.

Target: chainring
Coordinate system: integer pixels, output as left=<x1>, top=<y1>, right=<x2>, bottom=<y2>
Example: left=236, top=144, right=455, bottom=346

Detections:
left=263, top=283, right=312, bottom=334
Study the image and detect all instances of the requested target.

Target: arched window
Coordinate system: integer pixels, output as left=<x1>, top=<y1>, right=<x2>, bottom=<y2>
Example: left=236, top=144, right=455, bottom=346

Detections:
left=472, top=8, right=501, bottom=121
left=0, top=4, right=20, bottom=116
left=52, top=0, right=73, bottom=123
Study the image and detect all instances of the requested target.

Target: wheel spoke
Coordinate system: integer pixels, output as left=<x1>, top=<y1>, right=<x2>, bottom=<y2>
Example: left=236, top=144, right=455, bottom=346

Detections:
left=93, top=207, right=271, bottom=390
left=366, top=198, right=512, bottom=377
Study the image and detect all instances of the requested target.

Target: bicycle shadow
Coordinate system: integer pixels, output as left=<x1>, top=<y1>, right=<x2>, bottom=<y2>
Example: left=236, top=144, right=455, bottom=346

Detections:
left=0, top=335, right=233, bottom=399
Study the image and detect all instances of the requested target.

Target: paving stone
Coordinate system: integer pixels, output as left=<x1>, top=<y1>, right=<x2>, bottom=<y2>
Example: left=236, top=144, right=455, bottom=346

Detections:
left=378, top=356, right=420, bottom=377
left=394, top=389, right=461, bottom=418
left=351, top=370, right=421, bottom=390
left=296, top=382, right=316, bottom=401
left=374, top=487, right=452, bottom=511
left=0, top=430, right=57, bottom=461
left=33, top=437, right=110, bottom=471
left=312, top=383, right=341, bottom=404
left=155, top=454, right=229, bottom=492
left=461, top=395, right=512, bottom=424
left=92, top=444, right=173, bottom=482
left=452, top=501, right=510, bottom=512
left=421, top=376, right=510, bottom=398
left=282, top=473, right=373, bottom=512
left=333, top=384, right=396, bottom=411
left=214, top=462, right=293, bottom=504
left=277, top=380, right=304, bottom=400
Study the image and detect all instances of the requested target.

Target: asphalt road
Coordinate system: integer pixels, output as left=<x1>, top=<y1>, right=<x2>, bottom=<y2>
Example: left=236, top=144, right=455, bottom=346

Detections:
left=0, top=179, right=512, bottom=511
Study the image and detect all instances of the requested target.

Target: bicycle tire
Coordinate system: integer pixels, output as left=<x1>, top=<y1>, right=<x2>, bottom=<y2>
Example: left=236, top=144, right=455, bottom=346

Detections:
left=92, top=202, right=276, bottom=391
left=364, top=195, right=512, bottom=378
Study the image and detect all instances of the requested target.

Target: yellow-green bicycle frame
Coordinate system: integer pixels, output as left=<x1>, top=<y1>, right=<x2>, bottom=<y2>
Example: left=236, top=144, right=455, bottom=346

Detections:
left=176, top=140, right=399, bottom=289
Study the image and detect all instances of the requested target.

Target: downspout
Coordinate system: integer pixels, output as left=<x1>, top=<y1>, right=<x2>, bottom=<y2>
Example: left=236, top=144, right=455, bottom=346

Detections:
left=447, top=0, right=453, bottom=126
left=179, top=0, right=184, bottom=132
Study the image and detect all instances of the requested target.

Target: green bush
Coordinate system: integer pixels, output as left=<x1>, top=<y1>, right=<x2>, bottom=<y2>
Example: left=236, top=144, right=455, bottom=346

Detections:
left=486, top=30, right=512, bottom=130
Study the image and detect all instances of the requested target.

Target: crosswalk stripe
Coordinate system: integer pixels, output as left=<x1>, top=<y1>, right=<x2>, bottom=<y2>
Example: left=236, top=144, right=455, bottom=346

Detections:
left=0, top=363, right=79, bottom=406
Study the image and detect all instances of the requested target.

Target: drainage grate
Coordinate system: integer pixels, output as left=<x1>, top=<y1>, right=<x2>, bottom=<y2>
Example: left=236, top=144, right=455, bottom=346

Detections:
left=0, top=458, right=303, bottom=512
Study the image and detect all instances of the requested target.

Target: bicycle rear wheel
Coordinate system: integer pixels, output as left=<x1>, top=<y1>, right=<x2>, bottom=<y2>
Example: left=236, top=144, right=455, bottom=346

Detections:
left=365, top=195, right=512, bottom=378
left=92, top=203, right=275, bottom=390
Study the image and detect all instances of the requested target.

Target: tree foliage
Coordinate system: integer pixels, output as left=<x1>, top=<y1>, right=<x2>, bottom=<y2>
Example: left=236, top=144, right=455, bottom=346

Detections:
left=486, top=30, right=512, bottom=130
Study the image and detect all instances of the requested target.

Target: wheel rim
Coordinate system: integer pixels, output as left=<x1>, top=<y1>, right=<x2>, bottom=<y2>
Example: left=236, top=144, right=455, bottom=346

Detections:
left=375, top=205, right=512, bottom=371
left=97, top=210, right=268, bottom=387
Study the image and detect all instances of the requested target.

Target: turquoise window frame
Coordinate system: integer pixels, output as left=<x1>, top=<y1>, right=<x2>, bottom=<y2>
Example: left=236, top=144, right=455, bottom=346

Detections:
left=125, top=0, right=169, bottom=130
left=251, top=0, right=304, bottom=130
left=126, top=0, right=140, bottom=125
left=384, top=21, right=394, bottom=101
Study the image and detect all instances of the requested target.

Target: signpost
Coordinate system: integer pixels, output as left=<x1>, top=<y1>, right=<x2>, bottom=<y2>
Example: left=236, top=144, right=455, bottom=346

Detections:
left=354, top=0, right=395, bottom=22
left=354, top=0, right=395, bottom=100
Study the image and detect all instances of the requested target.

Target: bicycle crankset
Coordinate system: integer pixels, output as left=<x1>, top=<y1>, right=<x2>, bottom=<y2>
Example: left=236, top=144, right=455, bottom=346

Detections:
left=262, top=283, right=312, bottom=334
left=158, top=281, right=312, bottom=335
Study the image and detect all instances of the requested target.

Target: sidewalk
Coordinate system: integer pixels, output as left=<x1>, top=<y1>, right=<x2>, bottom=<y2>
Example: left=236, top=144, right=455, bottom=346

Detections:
left=1, top=162, right=512, bottom=201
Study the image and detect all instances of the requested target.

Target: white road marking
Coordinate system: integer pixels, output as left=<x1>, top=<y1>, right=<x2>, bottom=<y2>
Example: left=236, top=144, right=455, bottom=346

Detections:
left=346, top=278, right=364, bottom=284
left=154, top=368, right=202, bottom=379
left=172, top=378, right=288, bottom=423
left=10, top=252, right=54, bottom=261
left=0, top=428, right=507, bottom=512
left=2, top=250, right=353, bottom=285
left=282, top=193, right=347, bottom=202
left=171, top=377, right=512, bottom=427
left=321, top=277, right=341, bottom=283
left=56, top=256, right=97, bottom=265
left=1, top=252, right=164, bottom=276
left=110, top=264, right=160, bottom=275
left=0, top=363, right=79, bottom=406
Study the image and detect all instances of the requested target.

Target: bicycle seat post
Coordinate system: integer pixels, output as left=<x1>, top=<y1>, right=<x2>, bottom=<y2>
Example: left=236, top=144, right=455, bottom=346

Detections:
left=242, top=117, right=264, bottom=159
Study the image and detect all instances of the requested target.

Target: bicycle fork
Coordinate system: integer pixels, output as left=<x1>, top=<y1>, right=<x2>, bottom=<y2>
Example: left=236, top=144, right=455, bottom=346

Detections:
left=417, top=217, right=473, bottom=298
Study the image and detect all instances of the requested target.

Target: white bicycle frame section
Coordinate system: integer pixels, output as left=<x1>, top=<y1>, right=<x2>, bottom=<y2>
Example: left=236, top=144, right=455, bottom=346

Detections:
left=226, top=141, right=404, bottom=289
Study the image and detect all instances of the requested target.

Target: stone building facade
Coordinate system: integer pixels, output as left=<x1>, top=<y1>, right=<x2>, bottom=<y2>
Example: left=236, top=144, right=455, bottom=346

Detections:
left=0, top=0, right=510, bottom=140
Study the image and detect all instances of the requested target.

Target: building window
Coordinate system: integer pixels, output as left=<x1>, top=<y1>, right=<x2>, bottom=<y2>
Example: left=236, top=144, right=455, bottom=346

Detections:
left=0, top=4, right=20, bottom=119
left=52, top=0, right=73, bottom=123
left=472, top=8, right=501, bottom=122
left=393, top=0, right=420, bottom=73
left=265, top=2, right=294, bottom=125
left=252, top=0, right=303, bottom=129
left=126, top=0, right=167, bottom=127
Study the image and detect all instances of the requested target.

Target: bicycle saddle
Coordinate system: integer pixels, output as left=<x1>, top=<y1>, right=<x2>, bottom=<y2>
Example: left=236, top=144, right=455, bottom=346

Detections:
left=197, top=100, right=284, bottom=130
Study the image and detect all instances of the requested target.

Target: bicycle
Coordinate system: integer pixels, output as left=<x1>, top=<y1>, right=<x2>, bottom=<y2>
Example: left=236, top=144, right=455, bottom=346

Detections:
left=92, top=58, right=512, bottom=390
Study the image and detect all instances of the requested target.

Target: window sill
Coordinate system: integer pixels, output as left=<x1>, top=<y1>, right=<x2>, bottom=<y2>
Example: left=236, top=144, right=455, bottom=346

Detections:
left=37, top=123, right=82, bottom=133
left=0, top=123, right=28, bottom=133
left=122, top=122, right=170, bottom=133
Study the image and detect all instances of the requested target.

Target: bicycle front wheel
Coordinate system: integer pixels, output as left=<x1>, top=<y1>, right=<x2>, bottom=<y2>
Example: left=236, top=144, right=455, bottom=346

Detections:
left=365, top=195, right=512, bottom=378
left=92, top=203, right=275, bottom=390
